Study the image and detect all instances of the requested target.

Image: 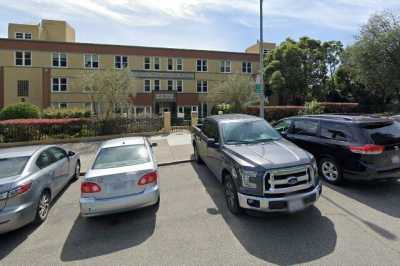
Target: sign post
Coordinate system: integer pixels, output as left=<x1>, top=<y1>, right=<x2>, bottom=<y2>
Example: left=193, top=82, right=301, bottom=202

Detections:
left=258, top=0, right=265, bottom=118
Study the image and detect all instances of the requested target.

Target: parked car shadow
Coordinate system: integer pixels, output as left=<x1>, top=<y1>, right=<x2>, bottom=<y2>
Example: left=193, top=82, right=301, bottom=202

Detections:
left=325, top=180, right=400, bottom=218
left=60, top=203, right=158, bottom=262
left=191, top=163, right=337, bottom=265
left=0, top=178, right=76, bottom=260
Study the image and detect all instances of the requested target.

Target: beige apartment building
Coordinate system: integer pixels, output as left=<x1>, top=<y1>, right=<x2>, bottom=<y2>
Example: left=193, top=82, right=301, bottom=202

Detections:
left=0, top=19, right=276, bottom=119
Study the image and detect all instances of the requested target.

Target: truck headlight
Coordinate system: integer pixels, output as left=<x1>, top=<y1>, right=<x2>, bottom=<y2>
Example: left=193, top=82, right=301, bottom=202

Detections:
left=239, top=169, right=258, bottom=189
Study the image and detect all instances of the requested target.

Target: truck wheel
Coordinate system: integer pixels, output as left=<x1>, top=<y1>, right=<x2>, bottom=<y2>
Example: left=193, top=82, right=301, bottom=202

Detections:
left=194, top=144, right=203, bottom=164
left=319, top=158, right=343, bottom=185
left=224, top=175, right=243, bottom=215
left=34, top=190, right=51, bottom=225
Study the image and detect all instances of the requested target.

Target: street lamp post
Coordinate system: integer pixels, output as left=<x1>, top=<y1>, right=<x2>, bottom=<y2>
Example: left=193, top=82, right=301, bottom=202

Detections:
left=259, top=0, right=265, bottom=118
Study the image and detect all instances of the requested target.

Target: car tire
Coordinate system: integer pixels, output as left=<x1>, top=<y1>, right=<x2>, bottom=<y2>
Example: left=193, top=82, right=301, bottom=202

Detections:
left=319, top=157, right=343, bottom=185
left=194, top=144, right=204, bottom=164
left=224, top=175, right=243, bottom=215
left=34, top=190, right=51, bottom=225
left=72, top=161, right=81, bottom=181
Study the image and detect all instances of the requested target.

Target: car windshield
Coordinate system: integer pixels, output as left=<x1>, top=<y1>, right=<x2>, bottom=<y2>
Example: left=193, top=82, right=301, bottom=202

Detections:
left=362, top=121, right=400, bottom=145
left=0, top=156, right=30, bottom=179
left=222, top=119, right=281, bottom=144
left=93, top=144, right=150, bottom=169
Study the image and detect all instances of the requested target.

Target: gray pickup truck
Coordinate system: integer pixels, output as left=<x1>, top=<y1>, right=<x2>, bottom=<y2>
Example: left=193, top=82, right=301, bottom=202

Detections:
left=192, top=114, right=322, bottom=214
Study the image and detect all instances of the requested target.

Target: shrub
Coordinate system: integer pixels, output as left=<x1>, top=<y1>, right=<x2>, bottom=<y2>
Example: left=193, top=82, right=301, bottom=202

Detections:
left=211, top=103, right=234, bottom=115
left=0, top=103, right=40, bottom=120
left=299, top=100, right=324, bottom=115
left=42, top=108, right=91, bottom=119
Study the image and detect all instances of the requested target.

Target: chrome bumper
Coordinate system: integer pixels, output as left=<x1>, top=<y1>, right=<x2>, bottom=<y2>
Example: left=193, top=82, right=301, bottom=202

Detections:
left=80, top=185, right=159, bottom=217
left=238, top=183, right=322, bottom=212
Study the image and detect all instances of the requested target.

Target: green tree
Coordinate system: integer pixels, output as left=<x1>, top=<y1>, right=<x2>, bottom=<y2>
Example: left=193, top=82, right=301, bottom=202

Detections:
left=341, top=11, right=400, bottom=111
left=207, top=75, right=257, bottom=113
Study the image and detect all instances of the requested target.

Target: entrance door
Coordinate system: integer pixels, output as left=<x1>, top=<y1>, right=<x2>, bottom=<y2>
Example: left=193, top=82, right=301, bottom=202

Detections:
left=183, top=107, right=191, bottom=120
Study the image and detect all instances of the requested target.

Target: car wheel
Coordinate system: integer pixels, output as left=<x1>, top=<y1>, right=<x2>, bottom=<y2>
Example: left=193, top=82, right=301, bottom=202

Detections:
left=73, top=161, right=81, bottom=181
left=319, top=158, right=342, bottom=184
left=194, top=144, right=203, bottom=164
left=34, top=191, right=51, bottom=224
left=224, top=175, right=243, bottom=215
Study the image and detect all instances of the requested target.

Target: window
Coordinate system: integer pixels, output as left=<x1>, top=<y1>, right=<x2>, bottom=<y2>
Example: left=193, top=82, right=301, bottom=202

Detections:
left=144, top=57, right=151, bottom=70
left=84, top=54, right=99, bottom=68
left=198, top=102, right=208, bottom=118
left=154, top=57, right=160, bottom=70
left=15, top=32, right=24, bottom=39
left=167, top=58, right=173, bottom=71
left=192, top=106, right=198, bottom=112
left=263, top=49, right=269, bottom=55
left=220, top=60, right=231, bottom=73
left=48, top=147, right=67, bottom=161
left=176, top=58, right=183, bottom=71
left=52, top=77, right=68, bottom=92
left=15, top=51, right=31, bottom=66
left=320, top=122, right=350, bottom=141
left=145, top=106, right=151, bottom=115
left=93, top=144, right=151, bottom=169
left=36, top=150, right=54, bottom=169
left=17, top=80, right=29, bottom=97
left=292, top=119, right=319, bottom=136
left=52, top=53, right=67, bottom=67
left=24, top=33, right=32, bottom=40
left=176, top=80, right=183, bottom=92
left=167, top=80, right=173, bottom=91
left=242, top=62, right=252, bottom=73
left=178, top=106, right=184, bottom=113
left=197, top=80, right=208, bottom=93
left=0, top=156, right=30, bottom=179
left=59, top=103, right=68, bottom=109
left=363, top=121, right=400, bottom=145
left=203, top=120, right=219, bottom=140
left=144, top=79, right=151, bottom=92
left=196, top=59, right=207, bottom=72
left=115, top=55, right=128, bottom=69
left=154, top=80, right=160, bottom=91
left=274, top=119, right=292, bottom=134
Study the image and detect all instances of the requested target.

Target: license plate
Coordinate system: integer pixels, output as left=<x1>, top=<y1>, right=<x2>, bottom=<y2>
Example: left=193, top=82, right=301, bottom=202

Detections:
left=391, top=155, right=400, bottom=164
left=288, top=199, right=305, bottom=213
left=111, top=182, right=128, bottom=192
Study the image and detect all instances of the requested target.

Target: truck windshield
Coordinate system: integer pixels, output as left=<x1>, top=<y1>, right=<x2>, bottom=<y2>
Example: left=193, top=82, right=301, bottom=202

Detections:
left=222, top=120, right=281, bottom=144
left=93, top=145, right=150, bottom=169
left=0, top=157, right=30, bottom=179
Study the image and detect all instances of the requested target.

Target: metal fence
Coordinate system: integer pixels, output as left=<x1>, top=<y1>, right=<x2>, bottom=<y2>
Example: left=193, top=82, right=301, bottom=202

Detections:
left=0, top=117, right=163, bottom=143
left=171, top=117, right=191, bottom=132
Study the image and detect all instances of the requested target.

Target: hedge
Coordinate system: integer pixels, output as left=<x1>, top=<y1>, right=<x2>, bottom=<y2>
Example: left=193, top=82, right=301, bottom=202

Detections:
left=42, top=108, right=91, bottom=119
left=247, top=102, right=359, bottom=122
left=0, top=117, right=163, bottom=143
left=0, top=102, right=40, bottom=120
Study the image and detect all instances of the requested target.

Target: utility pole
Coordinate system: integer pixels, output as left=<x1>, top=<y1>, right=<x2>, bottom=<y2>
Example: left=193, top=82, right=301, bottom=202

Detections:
left=259, top=0, right=265, bottom=118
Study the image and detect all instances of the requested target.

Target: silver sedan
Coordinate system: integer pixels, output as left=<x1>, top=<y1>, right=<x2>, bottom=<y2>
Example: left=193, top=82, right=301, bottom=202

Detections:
left=80, top=137, right=159, bottom=217
left=0, top=145, right=80, bottom=234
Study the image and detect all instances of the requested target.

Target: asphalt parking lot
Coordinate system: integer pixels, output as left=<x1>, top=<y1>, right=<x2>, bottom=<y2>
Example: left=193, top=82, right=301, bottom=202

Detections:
left=1, top=162, right=400, bottom=265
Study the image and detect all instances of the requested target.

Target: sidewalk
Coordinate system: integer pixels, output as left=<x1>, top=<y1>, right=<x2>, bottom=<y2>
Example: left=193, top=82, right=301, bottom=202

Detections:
left=62, top=130, right=194, bottom=173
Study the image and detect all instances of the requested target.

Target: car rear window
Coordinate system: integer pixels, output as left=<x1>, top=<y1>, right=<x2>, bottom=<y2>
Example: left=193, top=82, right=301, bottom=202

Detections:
left=0, top=157, right=30, bottom=179
left=93, top=144, right=150, bottom=169
left=362, top=121, right=400, bottom=145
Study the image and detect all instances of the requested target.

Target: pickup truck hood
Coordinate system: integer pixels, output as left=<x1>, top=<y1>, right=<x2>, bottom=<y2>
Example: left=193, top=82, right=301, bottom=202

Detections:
left=224, top=139, right=311, bottom=169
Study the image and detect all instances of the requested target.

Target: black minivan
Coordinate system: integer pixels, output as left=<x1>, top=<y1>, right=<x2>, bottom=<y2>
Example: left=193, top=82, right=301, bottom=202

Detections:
left=274, top=115, right=400, bottom=184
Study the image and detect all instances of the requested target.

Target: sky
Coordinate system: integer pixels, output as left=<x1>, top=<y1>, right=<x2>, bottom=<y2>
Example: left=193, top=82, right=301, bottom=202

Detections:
left=0, top=0, right=399, bottom=52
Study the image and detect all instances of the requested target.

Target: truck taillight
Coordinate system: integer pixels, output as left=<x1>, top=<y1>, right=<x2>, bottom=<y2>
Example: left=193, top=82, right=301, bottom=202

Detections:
left=8, top=182, right=32, bottom=198
left=349, top=144, right=384, bottom=155
left=81, top=182, right=101, bottom=193
left=138, top=172, right=158, bottom=186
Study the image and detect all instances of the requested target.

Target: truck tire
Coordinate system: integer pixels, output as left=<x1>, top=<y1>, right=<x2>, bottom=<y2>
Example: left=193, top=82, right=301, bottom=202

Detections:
left=224, top=175, right=243, bottom=215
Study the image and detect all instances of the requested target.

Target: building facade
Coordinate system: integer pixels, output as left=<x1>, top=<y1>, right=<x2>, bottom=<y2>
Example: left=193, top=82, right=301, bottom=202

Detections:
left=0, top=19, right=276, bottom=119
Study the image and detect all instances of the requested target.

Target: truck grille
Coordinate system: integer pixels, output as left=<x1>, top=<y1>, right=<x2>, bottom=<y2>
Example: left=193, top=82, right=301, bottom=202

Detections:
left=264, top=165, right=314, bottom=194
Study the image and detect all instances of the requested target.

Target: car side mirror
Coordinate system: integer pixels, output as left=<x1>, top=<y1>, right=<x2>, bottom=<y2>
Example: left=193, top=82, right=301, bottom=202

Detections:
left=207, top=138, right=219, bottom=147
left=151, top=143, right=158, bottom=147
left=68, top=151, right=75, bottom=157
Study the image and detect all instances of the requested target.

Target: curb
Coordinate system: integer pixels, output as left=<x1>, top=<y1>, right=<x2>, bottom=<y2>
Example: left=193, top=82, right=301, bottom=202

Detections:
left=79, top=158, right=194, bottom=176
